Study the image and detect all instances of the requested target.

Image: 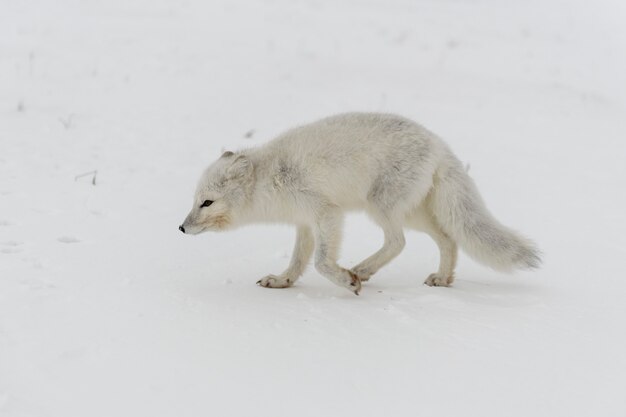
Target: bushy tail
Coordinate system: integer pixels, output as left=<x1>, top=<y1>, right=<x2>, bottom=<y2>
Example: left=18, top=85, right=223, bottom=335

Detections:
left=428, top=157, right=541, bottom=272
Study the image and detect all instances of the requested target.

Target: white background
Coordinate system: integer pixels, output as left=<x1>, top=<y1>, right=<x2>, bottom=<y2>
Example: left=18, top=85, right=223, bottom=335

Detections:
left=1, top=0, right=625, bottom=416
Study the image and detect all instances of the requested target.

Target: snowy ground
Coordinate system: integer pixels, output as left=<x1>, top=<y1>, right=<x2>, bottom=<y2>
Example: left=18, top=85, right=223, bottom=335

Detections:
left=2, top=0, right=626, bottom=416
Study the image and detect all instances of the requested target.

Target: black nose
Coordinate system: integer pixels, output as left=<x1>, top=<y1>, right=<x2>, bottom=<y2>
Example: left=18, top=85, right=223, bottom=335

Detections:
left=179, top=225, right=185, bottom=233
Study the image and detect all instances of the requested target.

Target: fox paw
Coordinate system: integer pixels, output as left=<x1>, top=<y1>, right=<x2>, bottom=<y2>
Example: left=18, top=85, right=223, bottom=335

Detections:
left=424, top=273, right=454, bottom=287
left=256, top=275, right=293, bottom=289
left=349, top=267, right=373, bottom=282
left=346, top=270, right=362, bottom=295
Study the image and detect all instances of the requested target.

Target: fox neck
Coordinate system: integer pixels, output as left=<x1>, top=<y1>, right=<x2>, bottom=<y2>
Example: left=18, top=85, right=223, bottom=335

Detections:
left=235, top=150, right=301, bottom=225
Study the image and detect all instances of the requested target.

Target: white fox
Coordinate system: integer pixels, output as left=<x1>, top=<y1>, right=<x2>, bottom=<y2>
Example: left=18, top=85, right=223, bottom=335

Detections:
left=180, top=113, right=540, bottom=295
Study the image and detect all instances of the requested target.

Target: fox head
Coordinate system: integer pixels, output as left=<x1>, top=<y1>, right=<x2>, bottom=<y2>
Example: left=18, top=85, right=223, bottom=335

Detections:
left=179, top=151, right=253, bottom=235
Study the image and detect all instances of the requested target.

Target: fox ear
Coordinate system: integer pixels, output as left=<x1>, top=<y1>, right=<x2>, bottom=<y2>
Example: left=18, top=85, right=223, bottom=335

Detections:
left=221, top=151, right=234, bottom=158
left=226, top=155, right=252, bottom=180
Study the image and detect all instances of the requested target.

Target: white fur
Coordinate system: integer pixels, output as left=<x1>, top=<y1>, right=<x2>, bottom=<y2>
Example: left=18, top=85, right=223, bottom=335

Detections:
left=181, top=113, right=541, bottom=294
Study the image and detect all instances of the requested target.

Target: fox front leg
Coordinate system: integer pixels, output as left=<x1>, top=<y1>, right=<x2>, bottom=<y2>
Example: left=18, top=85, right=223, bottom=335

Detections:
left=311, top=209, right=361, bottom=295
left=257, top=225, right=314, bottom=289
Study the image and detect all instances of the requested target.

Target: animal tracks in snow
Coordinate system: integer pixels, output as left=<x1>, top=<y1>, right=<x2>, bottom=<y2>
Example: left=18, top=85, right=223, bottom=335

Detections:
left=57, top=236, right=81, bottom=244
left=1, top=240, right=23, bottom=254
left=1, top=236, right=82, bottom=256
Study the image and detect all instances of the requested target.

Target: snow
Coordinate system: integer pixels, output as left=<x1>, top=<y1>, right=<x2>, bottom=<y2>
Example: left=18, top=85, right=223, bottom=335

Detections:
left=1, top=0, right=626, bottom=416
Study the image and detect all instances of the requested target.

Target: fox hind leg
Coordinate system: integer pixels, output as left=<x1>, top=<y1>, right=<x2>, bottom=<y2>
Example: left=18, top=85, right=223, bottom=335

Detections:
left=406, top=207, right=458, bottom=287
left=350, top=167, right=431, bottom=282
left=350, top=212, right=406, bottom=282
left=424, top=229, right=457, bottom=287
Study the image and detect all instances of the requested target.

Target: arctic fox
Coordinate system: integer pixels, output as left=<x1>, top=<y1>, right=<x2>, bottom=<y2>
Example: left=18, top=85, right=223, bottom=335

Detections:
left=179, top=113, right=540, bottom=295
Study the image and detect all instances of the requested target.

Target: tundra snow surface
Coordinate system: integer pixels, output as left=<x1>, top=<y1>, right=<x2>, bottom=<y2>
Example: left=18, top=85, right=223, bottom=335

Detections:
left=1, top=0, right=625, bottom=416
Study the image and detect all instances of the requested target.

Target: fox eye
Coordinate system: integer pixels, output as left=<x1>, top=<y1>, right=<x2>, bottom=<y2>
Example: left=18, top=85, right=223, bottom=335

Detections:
left=200, top=200, right=213, bottom=208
